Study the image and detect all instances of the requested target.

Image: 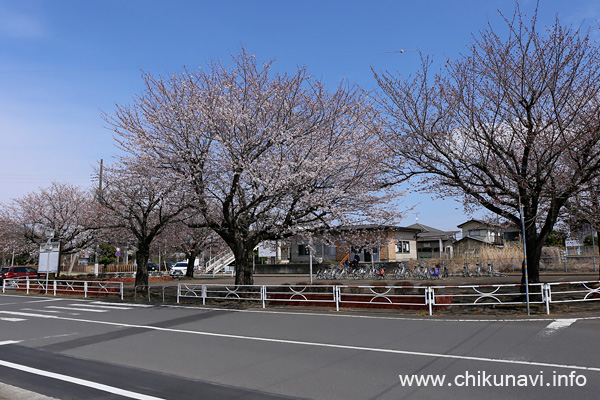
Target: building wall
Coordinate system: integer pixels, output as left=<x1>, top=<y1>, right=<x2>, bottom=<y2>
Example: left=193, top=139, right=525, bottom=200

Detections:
left=454, top=237, right=496, bottom=256
left=459, top=222, right=502, bottom=245
left=290, top=229, right=418, bottom=263
left=394, top=231, right=418, bottom=261
left=416, top=238, right=452, bottom=259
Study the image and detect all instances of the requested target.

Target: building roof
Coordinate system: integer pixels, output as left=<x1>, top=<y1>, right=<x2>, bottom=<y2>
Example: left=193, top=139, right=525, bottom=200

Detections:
left=456, top=219, right=499, bottom=229
left=453, top=235, right=503, bottom=247
left=407, top=223, right=459, bottom=239
left=338, top=224, right=421, bottom=233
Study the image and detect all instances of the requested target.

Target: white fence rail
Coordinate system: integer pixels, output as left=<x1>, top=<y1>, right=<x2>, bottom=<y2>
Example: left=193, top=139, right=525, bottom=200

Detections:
left=336, top=285, right=428, bottom=312
left=2, top=278, right=124, bottom=299
left=177, top=281, right=600, bottom=315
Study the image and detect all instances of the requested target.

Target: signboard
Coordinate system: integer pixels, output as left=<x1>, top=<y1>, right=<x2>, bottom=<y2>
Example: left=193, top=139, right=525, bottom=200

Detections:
left=565, top=240, right=580, bottom=247
left=258, top=241, right=277, bottom=258
left=38, top=241, right=61, bottom=273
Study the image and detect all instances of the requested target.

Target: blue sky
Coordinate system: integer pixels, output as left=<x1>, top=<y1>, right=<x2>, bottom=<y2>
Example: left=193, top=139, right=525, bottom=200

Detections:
left=1, top=0, right=599, bottom=230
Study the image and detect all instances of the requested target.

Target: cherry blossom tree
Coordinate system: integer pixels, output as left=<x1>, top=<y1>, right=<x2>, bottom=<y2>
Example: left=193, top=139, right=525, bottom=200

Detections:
left=3, top=182, right=96, bottom=272
left=374, top=6, right=600, bottom=283
left=0, top=212, right=30, bottom=265
left=156, top=219, right=224, bottom=277
left=105, top=49, right=397, bottom=285
left=97, top=160, right=189, bottom=287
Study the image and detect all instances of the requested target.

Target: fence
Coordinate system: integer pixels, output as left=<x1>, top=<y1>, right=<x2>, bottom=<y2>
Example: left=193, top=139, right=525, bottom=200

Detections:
left=399, top=256, right=599, bottom=274
left=2, top=278, right=124, bottom=299
left=176, top=281, right=600, bottom=315
left=68, top=264, right=138, bottom=274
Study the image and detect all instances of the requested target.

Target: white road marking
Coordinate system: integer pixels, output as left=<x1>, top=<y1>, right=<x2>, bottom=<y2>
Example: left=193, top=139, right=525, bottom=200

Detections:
left=90, top=301, right=152, bottom=308
left=22, top=308, right=63, bottom=313
left=540, top=318, right=577, bottom=337
left=1, top=310, right=599, bottom=373
left=68, top=303, right=131, bottom=310
left=0, top=359, right=164, bottom=400
left=37, top=333, right=79, bottom=340
left=0, top=340, right=22, bottom=345
left=4, top=292, right=598, bottom=323
left=0, top=294, right=54, bottom=300
left=45, top=306, right=107, bottom=313
left=24, top=299, right=63, bottom=304
left=0, top=317, right=26, bottom=322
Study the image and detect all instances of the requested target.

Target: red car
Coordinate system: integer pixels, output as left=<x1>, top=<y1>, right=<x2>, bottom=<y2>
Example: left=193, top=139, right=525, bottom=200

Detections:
left=0, top=266, right=40, bottom=282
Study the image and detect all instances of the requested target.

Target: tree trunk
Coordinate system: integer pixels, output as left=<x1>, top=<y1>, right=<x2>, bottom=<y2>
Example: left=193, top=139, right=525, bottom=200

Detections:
left=185, top=250, right=198, bottom=278
left=521, top=225, right=541, bottom=284
left=135, top=241, right=150, bottom=288
left=232, top=242, right=254, bottom=286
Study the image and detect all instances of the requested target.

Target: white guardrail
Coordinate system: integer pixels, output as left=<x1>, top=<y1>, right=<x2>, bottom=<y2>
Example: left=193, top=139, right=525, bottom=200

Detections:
left=177, top=281, right=600, bottom=315
left=2, top=278, right=124, bottom=300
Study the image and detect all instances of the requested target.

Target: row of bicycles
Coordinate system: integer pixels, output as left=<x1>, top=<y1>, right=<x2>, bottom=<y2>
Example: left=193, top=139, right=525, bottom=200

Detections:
left=315, top=261, right=507, bottom=281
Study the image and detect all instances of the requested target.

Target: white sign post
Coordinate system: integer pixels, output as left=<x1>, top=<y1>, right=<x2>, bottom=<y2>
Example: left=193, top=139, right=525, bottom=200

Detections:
left=38, top=242, right=60, bottom=274
left=39, top=230, right=58, bottom=295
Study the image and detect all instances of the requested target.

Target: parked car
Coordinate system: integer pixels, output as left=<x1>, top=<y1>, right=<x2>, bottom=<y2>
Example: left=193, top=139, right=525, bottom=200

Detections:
left=0, top=266, right=41, bottom=282
left=169, top=262, right=188, bottom=277
left=147, top=262, right=159, bottom=271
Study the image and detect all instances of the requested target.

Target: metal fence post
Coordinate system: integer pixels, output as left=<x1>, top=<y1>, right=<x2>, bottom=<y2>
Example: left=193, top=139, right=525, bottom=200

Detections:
left=335, top=286, right=340, bottom=312
left=543, top=283, right=551, bottom=315
left=262, top=286, right=266, bottom=308
left=84, top=281, right=88, bottom=298
left=176, top=284, right=180, bottom=304
left=53, top=280, right=57, bottom=296
left=26, top=279, right=30, bottom=294
left=202, top=285, right=206, bottom=305
left=427, top=287, right=433, bottom=316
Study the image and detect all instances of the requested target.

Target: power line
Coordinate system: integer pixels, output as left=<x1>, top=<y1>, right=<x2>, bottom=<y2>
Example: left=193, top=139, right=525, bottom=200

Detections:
left=0, top=49, right=423, bottom=74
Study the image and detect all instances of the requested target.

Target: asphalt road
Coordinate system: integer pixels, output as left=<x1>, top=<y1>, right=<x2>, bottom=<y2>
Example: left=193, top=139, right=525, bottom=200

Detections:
left=1, top=293, right=599, bottom=399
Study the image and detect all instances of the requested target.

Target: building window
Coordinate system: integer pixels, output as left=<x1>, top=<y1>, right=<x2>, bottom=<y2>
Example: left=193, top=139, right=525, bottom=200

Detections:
left=395, top=241, right=410, bottom=254
left=298, top=245, right=309, bottom=256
